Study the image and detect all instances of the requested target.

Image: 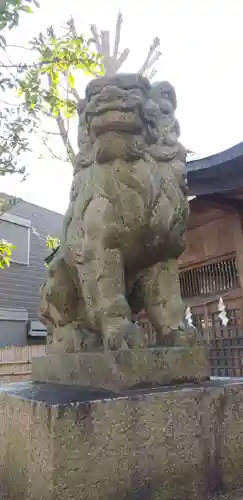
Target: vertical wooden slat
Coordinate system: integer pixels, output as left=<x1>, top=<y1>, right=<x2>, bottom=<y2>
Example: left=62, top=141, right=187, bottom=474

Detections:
left=180, top=256, right=239, bottom=300
left=225, top=259, right=230, bottom=289
left=232, top=258, right=239, bottom=287
left=232, top=212, right=243, bottom=330
left=229, top=259, right=234, bottom=288
left=207, top=263, right=212, bottom=294
left=232, top=212, right=243, bottom=289
left=191, top=268, right=196, bottom=297
left=0, top=345, right=46, bottom=384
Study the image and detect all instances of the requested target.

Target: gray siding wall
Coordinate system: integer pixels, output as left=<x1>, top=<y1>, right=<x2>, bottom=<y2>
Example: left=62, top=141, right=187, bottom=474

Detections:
left=0, top=197, right=63, bottom=321
left=0, top=320, right=27, bottom=347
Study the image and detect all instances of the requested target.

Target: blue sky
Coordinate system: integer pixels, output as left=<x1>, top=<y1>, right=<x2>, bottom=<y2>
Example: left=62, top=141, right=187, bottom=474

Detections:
left=2, top=0, right=243, bottom=213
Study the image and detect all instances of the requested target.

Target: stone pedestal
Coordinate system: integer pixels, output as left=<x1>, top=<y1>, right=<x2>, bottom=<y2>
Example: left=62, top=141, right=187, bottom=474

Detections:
left=1, top=379, right=243, bottom=499
left=32, top=346, right=209, bottom=391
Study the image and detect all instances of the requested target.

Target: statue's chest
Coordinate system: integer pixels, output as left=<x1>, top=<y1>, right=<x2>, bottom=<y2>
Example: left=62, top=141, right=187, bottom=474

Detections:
left=92, top=159, right=160, bottom=208
left=67, top=160, right=168, bottom=242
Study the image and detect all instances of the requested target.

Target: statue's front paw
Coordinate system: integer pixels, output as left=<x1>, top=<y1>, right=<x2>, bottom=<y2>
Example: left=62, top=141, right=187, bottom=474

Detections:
left=158, top=325, right=203, bottom=348
left=172, top=325, right=203, bottom=348
left=105, top=320, right=144, bottom=351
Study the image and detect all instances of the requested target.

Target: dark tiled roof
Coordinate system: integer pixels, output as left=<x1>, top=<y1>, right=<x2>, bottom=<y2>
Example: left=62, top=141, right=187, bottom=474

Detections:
left=186, top=142, right=243, bottom=195
left=187, top=142, right=243, bottom=172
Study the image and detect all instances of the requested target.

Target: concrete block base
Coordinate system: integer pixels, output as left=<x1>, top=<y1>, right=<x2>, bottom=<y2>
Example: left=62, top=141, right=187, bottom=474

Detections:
left=32, top=345, right=209, bottom=391
left=1, top=379, right=243, bottom=499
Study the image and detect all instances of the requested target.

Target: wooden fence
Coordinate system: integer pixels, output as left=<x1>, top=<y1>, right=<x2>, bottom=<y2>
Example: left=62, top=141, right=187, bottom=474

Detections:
left=0, top=345, right=46, bottom=383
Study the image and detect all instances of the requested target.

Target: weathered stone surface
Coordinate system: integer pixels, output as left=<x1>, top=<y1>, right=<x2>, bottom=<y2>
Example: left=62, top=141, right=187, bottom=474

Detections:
left=39, top=72, right=192, bottom=357
left=1, top=379, right=243, bottom=500
left=212, top=493, right=243, bottom=500
left=32, top=346, right=209, bottom=391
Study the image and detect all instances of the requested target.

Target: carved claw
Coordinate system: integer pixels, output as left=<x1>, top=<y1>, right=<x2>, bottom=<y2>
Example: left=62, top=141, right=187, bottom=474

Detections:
left=170, top=326, right=203, bottom=348
left=105, top=320, right=144, bottom=351
left=157, top=325, right=203, bottom=348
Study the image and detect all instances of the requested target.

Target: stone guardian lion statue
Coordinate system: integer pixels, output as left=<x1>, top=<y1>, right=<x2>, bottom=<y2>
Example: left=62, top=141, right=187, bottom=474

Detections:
left=39, top=73, right=196, bottom=352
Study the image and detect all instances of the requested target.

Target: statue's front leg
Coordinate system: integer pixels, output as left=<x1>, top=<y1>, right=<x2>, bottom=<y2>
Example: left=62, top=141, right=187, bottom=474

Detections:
left=83, top=196, right=143, bottom=350
left=140, top=259, right=201, bottom=346
left=94, top=246, right=144, bottom=350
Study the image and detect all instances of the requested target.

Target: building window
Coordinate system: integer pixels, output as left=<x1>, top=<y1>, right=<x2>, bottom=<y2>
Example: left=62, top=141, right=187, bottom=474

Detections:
left=0, top=212, right=31, bottom=265
left=179, top=257, right=239, bottom=299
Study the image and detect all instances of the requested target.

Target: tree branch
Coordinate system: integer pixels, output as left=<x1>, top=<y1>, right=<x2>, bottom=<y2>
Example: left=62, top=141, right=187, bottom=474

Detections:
left=57, top=81, right=80, bottom=102
left=42, top=129, right=62, bottom=136
left=42, top=30, right=76, bottom=166
left=113, top=11, right=122, bottom=59
left=115, top=48, right=129, bottom=72
left=67, top=16, right=78, bottom=38
left=56, top=111, right=75, bottom=165
left=90, top=13, right=129, bottom=76
left=90, top=24, right=101, bottom=52
left=0, top=99, right=19, bottom=106
left=69, top=86, right=80, bottom=101
left=41, top=135, right=71, bottom=163
left=6, top=44, right=33, bottom=51
left=101, top=30, right=110, bottom=64
left=139, top=37, right=161, bottom=75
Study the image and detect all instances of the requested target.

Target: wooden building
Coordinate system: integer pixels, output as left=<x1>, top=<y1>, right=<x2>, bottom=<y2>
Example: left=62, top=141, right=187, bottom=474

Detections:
left=141, top=142, right=243, bottom=377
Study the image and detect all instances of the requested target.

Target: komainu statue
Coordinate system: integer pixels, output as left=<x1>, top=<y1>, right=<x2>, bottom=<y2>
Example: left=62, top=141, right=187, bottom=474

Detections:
left=39, top=73, right=198, bottom=353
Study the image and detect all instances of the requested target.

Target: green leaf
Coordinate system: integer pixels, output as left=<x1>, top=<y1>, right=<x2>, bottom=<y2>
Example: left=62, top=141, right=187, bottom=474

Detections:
left=9, top=11, right=19, bottom=29
left=0, top=240, right=16, bottom=269
left=0, top=34, right=6, bottom=48
left=6, top=0, right=20, bottom=5
left=19, top=5, right=33, bottom=13
left=67, top=72, right=75, bottom=88
left=45, top=235, right=60, bottom=250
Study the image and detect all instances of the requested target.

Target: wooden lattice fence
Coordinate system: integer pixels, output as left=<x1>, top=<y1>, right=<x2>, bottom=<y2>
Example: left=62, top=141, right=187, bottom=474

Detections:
left=0, top=345, right=46, bottom=383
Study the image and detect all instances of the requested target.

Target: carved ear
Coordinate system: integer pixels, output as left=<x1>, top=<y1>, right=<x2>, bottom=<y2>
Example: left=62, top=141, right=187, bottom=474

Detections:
left=150, top=81, right=177, bottom=110
left=161, top=82, right=177, bottom=109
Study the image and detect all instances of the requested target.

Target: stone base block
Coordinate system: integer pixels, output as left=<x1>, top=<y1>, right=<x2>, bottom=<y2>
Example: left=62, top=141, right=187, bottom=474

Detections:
left=32, top=346, right=209, bottom=391
left=1, top=379, right=243, bottom=499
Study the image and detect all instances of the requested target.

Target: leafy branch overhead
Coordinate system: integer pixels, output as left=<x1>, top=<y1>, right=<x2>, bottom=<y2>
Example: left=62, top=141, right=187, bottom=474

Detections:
left=0, top=106, right=37, bottom=176
left=16, top=12, right=161, bottom=166
left=0, top=2, right=103, bottom=269
left=1, top=9, right=162, bottom=173
left=18, top=27, right=103, bottom=119
left=0, top=0, right=41, bottom=176
left=0, top=6, right=163, bottom=269
left=0, top=0, right=40, bottom=45
left=0, top=13, right=104, bottom=175
left=0, top=2, right=37, bottom=267
left=10, top=20, right=103, bottom=165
